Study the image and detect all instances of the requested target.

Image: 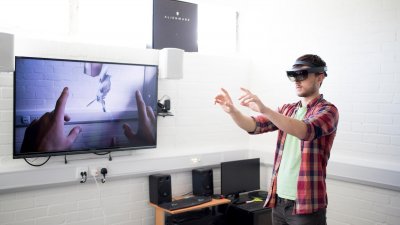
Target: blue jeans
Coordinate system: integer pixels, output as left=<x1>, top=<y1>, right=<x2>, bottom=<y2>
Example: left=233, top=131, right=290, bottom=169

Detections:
left=272, top=196, right=326, bottom=225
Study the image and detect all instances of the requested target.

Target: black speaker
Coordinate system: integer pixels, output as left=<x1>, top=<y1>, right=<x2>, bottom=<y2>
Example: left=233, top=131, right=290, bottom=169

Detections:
left=149, top=174, right=172, bottom=205
left=192, top=168, right=213, bottom=196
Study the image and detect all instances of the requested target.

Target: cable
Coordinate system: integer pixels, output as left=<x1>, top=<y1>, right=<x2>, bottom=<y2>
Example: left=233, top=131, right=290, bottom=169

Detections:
left=100, top=168, right=108, bottom=183
left=172, top=191, right=193, bottom=201
left=92, top=171, right=106, bottom=225
left=181, top=191, right=193, bottom=197
left=23, top=156, right=51, bottom=167
left=158, top=95, right=170, bottom=102
left=94, top=152, right=109, bottom=156
left=93, top=152, right=112, bottom=161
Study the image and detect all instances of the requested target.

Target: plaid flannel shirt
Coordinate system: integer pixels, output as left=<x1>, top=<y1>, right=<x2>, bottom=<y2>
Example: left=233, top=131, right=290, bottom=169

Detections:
left=250, top=94, right=339, bottom=214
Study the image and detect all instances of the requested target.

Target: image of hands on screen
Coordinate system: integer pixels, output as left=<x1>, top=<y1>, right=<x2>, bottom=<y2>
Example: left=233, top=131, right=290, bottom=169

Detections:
left=20, top=87, right=82, bottom=153
left=20, top=88, right=156, bottom=153
left=123, top=90, right=156, bottom=146
left=14, top=57, right=158, bottom=157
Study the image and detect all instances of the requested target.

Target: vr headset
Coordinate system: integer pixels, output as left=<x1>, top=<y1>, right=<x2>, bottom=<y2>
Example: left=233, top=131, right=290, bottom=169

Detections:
left=286, top=60, right=327, bottom=82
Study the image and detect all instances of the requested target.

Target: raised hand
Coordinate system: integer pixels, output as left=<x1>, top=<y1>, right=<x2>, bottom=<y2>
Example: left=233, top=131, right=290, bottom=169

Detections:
left=238, top=87, right=267, bottom=113
left=214, top=88, right=238, bottom=114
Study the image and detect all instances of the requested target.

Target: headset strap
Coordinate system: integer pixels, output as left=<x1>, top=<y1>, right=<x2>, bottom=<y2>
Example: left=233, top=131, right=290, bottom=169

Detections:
left=293, top=60, right=317, bottom=67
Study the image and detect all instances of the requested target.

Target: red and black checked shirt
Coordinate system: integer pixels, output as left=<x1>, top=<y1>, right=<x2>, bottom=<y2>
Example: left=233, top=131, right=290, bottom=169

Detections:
left=250, top=94, right=339, bottom=214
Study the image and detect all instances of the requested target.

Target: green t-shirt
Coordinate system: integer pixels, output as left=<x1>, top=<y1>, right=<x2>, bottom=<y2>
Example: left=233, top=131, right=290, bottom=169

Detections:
left=276, top=106, right=307, bottom=200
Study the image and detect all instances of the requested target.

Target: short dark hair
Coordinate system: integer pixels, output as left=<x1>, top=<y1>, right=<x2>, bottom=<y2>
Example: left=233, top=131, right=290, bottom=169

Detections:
left=295, top=54, right=327, bottom=74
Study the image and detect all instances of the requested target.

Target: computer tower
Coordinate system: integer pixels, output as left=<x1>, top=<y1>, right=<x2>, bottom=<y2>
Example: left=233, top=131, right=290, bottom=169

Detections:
left=149, top=174, right=172, bottom=205
left=192, top=168, right=213, bottom=196
left=226, top=204, right=272, bottom=225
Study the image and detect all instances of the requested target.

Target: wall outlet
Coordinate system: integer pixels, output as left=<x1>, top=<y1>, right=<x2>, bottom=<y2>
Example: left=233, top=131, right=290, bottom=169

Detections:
left=76, top=167, right=88, bottom=179
left=90, top=167, right=99, bottom=177
left=88, top=166, right=109, bottom=178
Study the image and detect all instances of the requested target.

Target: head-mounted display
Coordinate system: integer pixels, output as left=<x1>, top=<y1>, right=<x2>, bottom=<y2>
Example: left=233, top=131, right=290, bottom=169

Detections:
left=286, top=60, right=327, bottom=82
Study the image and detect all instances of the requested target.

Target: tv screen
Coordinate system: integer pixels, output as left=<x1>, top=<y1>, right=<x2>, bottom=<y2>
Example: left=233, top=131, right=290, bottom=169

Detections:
left=221, top=158, right=260, bottom=197
left=13, top=57, right=158, bottom=159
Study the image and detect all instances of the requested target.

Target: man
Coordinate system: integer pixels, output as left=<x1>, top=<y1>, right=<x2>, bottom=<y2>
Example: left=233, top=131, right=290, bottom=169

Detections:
left=215, top=54, right=339, bottom=225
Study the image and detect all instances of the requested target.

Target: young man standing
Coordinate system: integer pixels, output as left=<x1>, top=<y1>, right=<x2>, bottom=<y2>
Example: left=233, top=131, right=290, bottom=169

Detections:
left=215, top=54, right=339, bottom=225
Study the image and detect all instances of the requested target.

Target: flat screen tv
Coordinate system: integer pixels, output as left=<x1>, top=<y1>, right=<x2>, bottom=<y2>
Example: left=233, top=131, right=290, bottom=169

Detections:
left=13, top=56, right=158, bottom=159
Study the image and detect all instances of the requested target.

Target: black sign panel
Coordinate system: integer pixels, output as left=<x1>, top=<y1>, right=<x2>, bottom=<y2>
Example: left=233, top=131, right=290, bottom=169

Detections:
left=153, top=0, right=198, bottom=52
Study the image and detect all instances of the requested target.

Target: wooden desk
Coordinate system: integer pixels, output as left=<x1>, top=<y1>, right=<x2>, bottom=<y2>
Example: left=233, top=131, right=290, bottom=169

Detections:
left=149, top=198, right=231, bottom=225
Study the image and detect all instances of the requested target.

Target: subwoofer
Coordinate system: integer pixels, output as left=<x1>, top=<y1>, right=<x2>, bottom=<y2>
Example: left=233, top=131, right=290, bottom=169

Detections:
left=149, top=174, right=172, bottom=205
left=192, top=168, right=213, bottom=196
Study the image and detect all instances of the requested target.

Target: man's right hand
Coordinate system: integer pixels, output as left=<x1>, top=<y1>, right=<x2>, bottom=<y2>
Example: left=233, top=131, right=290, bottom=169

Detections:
left=214, top=88, right=238, bottom=114
left=214, top=88, right=257, bottom=133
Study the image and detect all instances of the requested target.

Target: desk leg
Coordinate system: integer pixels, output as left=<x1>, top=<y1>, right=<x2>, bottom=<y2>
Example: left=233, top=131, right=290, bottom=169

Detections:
left=155, top=207, right=165, bottom=225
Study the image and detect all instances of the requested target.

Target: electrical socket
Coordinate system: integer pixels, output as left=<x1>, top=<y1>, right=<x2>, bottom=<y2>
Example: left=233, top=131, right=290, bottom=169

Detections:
left=90, top=167, right=99, bottom=177
left=88, top=165, right=109, bottom=177
left=76, top=167, right=88, bottom=179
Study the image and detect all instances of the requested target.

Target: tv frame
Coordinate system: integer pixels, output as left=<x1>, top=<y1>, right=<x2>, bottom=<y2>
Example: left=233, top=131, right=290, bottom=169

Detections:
left=13, top=56, right=158, bottom=159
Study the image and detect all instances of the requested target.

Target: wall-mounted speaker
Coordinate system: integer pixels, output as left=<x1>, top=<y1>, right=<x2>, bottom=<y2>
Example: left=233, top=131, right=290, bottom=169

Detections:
left=149, top=174, right=172, bottom=205
left=192, top=168, right=214, bottom=196
left=158, top=48, right=184, bottom=79
left=0, top=32, right=14, bottom=72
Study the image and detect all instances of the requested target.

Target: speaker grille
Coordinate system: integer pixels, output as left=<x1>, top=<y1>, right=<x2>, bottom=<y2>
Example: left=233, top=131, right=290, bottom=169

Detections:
left=192, top=169, right=213, bottom=196
left=149, top=174, right=172, bottom=205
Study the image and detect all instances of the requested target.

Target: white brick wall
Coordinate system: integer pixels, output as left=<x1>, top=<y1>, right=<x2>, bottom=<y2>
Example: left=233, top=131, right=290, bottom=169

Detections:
left=0, top=169, right=222, bottom=225
left=242, top=0, right=400, bottom=224
left=326, top=179, right=400, bottom=225
left=244, top=0, right=400, bottom=165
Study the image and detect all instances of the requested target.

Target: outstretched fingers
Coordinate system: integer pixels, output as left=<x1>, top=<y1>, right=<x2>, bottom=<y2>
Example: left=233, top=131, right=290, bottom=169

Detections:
left=240, top=95, right=254, bottom=105
left=66, top=126, right=81, bottom=147
left=238, top=87, right=252, bottom=100
left=123, top=123, right=137, bottom=141
left=146, top=106, right=156, bottom=125
left=220, top=88, right=233, bottom=101
left=135, top=90, right=148, bottom=121
left=54, top=87, right=69, bottom=122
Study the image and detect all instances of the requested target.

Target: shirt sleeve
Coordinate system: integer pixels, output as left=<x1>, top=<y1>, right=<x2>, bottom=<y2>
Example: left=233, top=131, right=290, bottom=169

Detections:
left=302, top=103, right=339, bottom=141
left=248, top=107, right=282, bottom=134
